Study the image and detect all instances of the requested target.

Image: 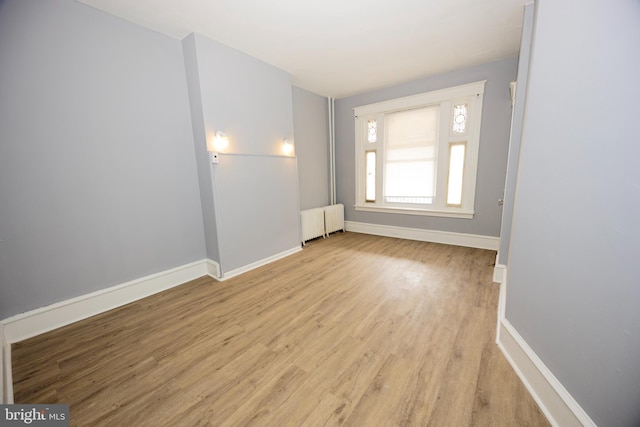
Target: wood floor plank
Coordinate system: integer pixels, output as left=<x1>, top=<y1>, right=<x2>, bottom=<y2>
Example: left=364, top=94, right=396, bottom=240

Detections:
left=300, top=392, right=349, bottom=427
left=11, top=232, right=549, bottom=426
left=343, top=353, right=414, bottom=426
left=217, top=364, right=308, bottom=427
left=425, top=306, right=492, bottom=426
left=265, top=336, right=368, bottom=426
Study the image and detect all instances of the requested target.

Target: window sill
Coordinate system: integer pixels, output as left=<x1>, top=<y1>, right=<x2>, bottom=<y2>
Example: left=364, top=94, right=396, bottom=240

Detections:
left=354, top=204, right=474, bottom=219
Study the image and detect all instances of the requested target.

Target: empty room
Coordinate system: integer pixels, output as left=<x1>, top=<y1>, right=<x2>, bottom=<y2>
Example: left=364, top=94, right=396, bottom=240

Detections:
left=0, top=0, right=638, bottom=426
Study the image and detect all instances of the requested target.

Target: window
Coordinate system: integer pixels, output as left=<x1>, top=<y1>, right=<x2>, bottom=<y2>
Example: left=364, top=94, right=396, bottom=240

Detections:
left=384, top=106, right=438, bottom=205
left=354, top=81, right=485, bottom=218
left=365, top=150, right=376, bottom=202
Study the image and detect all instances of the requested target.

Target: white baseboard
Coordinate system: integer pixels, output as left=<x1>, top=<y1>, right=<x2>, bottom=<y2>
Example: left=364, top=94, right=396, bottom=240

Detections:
left=345, top=221, right=500, bottom=250
left=205, top=259, right=221, bottom=279
left=496, top=270, right=595, bottom=427
left=0, top=248, right=302, bottom=343
left=496, top=269, right=507, bottom=343
left=0, top=323, right=5, bottom=403
left=493, top=263, right=506, bottom=284
left=2, top=333, right=12, bottom=404
left=1, top=260, right=209, bottom=344
left=0, top=248, right=299, bottom=403
left=219, top=246, right=302, bottom=281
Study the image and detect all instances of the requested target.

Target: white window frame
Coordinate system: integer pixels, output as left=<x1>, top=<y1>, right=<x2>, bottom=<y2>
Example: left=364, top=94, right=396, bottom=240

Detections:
left=354, top=81, right=486, bottom=219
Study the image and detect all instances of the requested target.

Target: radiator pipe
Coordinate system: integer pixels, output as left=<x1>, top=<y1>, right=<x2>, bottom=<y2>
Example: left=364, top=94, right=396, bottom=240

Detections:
left=328, top=97, right=336, bottom=205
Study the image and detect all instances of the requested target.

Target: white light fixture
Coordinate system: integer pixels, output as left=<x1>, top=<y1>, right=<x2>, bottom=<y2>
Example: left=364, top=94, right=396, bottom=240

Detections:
left=213, top=131, right=228, bottom=151
left=207, top=131, right=228, bottom=152
left=282, top=138, right=294, bottom=155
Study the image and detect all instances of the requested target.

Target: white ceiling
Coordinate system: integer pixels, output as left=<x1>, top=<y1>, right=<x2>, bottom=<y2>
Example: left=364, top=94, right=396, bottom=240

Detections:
left=78, top=0, right=526, bottom=98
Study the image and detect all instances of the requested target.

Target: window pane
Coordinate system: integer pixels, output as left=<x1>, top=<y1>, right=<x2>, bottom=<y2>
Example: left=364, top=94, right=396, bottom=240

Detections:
left=365, top=150, right=376, bottom=202
left=367, top=119, right=377, bottom=143
left=447, top=143, right=466, bottom=206
left=384, top=106, right=439, bottom=204
left=452, top=104, right=468, bottom=134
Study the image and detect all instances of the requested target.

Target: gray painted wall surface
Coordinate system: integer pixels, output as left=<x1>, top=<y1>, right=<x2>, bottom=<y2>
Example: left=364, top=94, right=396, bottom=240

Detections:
left=334, top=58, right=516, bottom=237
left=0, top=0, right=205, bottom=319
left=505, top=1, right=640, bottom=426
left=186, top=34, right=300, bottom=273
left=292, top=86, right=330, bottom=210
left=497, top=3, right=534, bottom=265
left=212, top=155, right=300, bottom=272
left=192, top=34, right=295, bottom=156
left=182, top=34, right=221, bottom=262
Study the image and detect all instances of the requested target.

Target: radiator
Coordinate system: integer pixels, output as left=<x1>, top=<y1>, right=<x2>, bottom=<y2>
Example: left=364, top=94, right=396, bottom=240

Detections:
left=324, top=203, right=345, bottom=235
left=300, top=207, right=325, bottom=244
left=300, top=204, right=345, bottom=245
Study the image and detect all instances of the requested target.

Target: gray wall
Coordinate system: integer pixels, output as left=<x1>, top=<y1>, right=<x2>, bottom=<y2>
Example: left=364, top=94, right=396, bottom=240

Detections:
left=497, top=3, right=534, bottom=265
left=334, top=58, right=516, bottom=237
left=212, top=155, right=300, bottom=272
left=0, top=0, right=206, bottom=319
left=182, top=34, right=221, bottom=263
left=183, top=33, right=300, bottom=273
left=505, top=1, right=640, bottom=426
left=292, top=86, right=330, bottom=210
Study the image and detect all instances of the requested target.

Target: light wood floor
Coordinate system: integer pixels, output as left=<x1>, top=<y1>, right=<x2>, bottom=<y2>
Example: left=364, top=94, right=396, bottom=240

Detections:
left=12, top=232, right=549, bottom=426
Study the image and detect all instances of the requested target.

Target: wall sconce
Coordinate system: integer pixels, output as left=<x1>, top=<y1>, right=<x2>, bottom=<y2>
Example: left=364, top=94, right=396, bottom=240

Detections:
left=282, top=138, right=294, bottom=155
left=207, top=131, right=228, bottom=152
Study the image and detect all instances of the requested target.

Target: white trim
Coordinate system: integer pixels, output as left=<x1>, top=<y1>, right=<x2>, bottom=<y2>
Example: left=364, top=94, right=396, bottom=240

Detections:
left=496, top=269, right=507, bottom=344
left=1, top=323, right=13, bottom=404
left=497, top=269, right=596, bottom=427
left=354, top=204, right=474, bottom=219
left=345, top=221, right=499, bottom=250
left=218, top=246, right=301, bottom=281
left=0, top=248, right=298, bottom=343
left=1, top=260, right=208, bottom=344
left=498, top=320, right=596, bottom=427
left=354, top=81, right=486, bottom=218
left=0, top=248, right=299, bottom=403
left=0, top=334, right=14, bottom=404
left=205, top=259, right=221, bottom=280
left=493, top=260, right=506, bottom=284
left=353, top=80, right=487, bottom=116
left=0, top=323, right=3, bottom=403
